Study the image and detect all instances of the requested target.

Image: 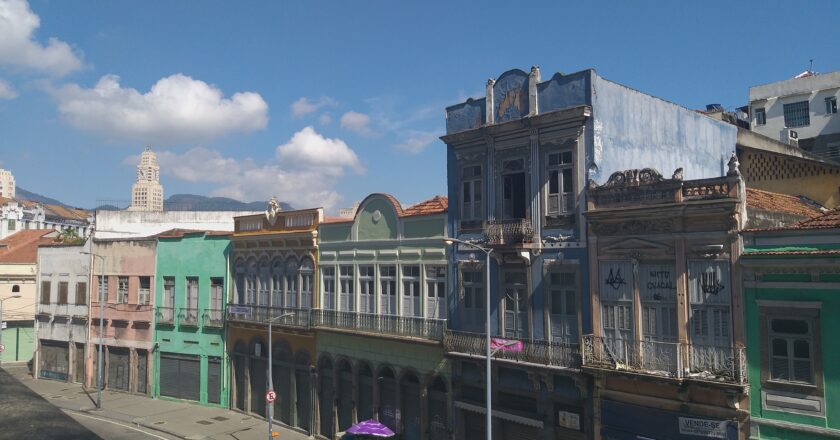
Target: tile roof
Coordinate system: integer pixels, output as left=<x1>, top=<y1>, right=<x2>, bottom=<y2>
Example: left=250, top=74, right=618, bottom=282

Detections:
left=0, top=229, right=57, bottom=264
left=155, top=228, right=231, bottom=238
left=790, top=208, right=840, bottom=230
left=322, top=216, right=353, bottom=224
left=746, top=188, right=824, bottom=218
left=402, top=196, right=448, bottom=217
left=744, top=249, right=840, bottom=257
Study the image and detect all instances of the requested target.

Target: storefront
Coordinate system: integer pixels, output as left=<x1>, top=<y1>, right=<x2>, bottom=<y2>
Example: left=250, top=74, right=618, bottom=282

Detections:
left=601, top=400, right=738, bottom=440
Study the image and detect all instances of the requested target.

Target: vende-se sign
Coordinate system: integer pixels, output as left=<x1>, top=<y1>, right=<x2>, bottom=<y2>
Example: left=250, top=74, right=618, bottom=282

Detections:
left=678, top=417, right=728, bottom=438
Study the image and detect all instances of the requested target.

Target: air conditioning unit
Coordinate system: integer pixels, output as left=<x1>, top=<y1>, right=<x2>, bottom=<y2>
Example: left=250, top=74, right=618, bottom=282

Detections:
left=782, top=128, right=799, bottom=147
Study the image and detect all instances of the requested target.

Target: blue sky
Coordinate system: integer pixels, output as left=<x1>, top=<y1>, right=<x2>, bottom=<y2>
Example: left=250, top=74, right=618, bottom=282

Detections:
left=0, top=0, right=838, bottom=212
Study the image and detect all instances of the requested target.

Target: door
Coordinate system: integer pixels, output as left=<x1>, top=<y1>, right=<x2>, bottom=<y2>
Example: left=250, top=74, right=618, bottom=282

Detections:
left=39, top=341, right=69, bottom=381
left=250, top=357, right=267, bottom=417
left=599, top=261, right=633, bottom=362
left=159, top=353, right=200, bottom=401
left=462, top=269, right=484, bottom=333
left=319, top=365, right=334, bottom=438
left=401, top=379, right=421, bottom=440
left=208, top=357, right=222, bottom=405
left=107, top=347, right=130, bottom=391
left=339, top=266, right=354, bottom=312
left=295, top=366, right=311, bottom=432
left=337, top=367, right=353, bottom=432
left=136, top=349, right=148, bottom=394
left=639, top=263, right=678, bottom=372
left=425, top=266, right=446, bottom=319
left=74, top=344, right=85, bottom=384
left=549, top=271, right=578, bottom=344
left=379, top=266, right=397, bottom=315
left=359, top=265, right=375, bottom=314
left=402, top=266, right=421, bottom=317
left=503, top=271, right=528, bottom=339
left=688, top=260, right=733, bottom=374
left=233, top=354, right=247, bottom=411
left=502, top=159, right=527, bottom=219
left=274, top=361, right=292, bottom=425
left=286, top=260, right=298, bottom=308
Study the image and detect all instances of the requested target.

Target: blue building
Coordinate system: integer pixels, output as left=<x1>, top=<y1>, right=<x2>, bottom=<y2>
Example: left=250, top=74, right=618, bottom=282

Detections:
left=441, top=66, right=738, bottom=440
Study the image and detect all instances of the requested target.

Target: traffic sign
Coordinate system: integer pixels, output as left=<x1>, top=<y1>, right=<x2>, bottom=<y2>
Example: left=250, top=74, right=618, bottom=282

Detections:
left=266, top=390, right=276, bottom=403
left=0, top=343, right=5, bottom=353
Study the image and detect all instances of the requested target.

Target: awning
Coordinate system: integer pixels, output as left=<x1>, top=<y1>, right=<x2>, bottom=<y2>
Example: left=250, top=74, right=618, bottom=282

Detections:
left=454, top=400, right=544, bottom=429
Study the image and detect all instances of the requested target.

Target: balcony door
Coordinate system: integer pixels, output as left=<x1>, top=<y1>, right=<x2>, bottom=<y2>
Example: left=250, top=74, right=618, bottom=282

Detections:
left=502, top=270, right=528, bottom=339
left=639, top=263, right=678, bottom=372
left=549, top=271, right=578, bottom=345
left=599, top=261, right=633, bottom=360
left=502, top=158, right=527, bottom=220
left=688, top=261, right=732, bottom=374
left=461, top=268, right=483, bottom=333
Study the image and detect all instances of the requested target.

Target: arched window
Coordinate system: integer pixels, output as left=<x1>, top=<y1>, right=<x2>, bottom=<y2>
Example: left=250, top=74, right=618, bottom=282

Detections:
left=234, top=258, right=246, bottom=304
left=258, top=258, right=271, bottom=307
left=285, top=258, right=299, bottom=308
left=12, top=285, right=20, bottom=293
left=245, top=258, right=258, bottom=305
left=400, top=371, right=421, bottom=439
left=318, top=357, right=334, bottom=437
left=378, top=367, right=397, bottom=431
left=300, top=258, right=314, bottom=309
left=271, top=258, right=284, bottom=308
left=337, top=359, right=354, bottom=432
left=428, top=375, right=449, bottom=440
left=357, top=362, right=374, bottom=422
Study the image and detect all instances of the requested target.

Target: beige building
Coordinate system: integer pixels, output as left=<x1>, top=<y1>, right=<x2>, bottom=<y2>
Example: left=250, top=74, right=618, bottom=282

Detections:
left=129, top=146, right=164, bottom=212
left=0, top=169, right=15, bottom=199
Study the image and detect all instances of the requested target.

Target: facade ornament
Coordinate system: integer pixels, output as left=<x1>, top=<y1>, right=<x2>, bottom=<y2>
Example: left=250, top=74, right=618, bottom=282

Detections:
left=265, top=196, right=281, bottom=225
left=671, top=167, right=684, bottom=181
left=727, top=153, right=740, bottom=177
left=599, top=168, right=664, bottom=188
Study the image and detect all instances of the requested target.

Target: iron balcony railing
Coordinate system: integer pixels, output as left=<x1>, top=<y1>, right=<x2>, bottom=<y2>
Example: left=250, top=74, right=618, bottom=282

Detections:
left=226, top=304, right=312, bottom=329
left=202, top=308, right=224, bottom=328
left=582, top=335, right=746, bottom=385
left=484, top=219, right=535, bottom=246
left=444, top=330, right=581, bottom=369
left=311, top=309, right=446, bottom=341
left=156, top=306, right=175, bottom=325
left=179, top=307, right=199, bottom=326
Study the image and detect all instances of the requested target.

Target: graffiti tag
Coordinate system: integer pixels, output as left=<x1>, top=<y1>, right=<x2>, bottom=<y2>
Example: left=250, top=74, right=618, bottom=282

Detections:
left=605, top=268, right=627, bottom=290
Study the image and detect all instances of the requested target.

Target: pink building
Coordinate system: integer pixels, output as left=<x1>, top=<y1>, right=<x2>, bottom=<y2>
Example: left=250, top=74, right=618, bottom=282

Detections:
left=86, top=237, right=156, bottom=394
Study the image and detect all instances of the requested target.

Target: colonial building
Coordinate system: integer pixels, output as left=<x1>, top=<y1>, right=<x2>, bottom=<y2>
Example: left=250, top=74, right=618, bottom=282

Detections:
left=742, top=209, right=840, bottom=439
left=152, top=229, right=230, bottom=407
left=315, top=194, right=451, bottom=440
left=87, top=236, right=157, bottom=394
left=227, top=201, right=321, bottom=436
left=584, top=166, right=748, bottom=439
left=0, top=229, right=56, bottom=364
left=1, top=197, right=92, bottom=240
left=129, top=146, right=164, bottom=212
left=34, top=239, right=90, bottom=383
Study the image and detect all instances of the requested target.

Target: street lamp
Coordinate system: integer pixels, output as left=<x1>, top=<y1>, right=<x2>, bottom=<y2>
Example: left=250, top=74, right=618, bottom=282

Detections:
left=443, top=237, right=493, bottom=440
left=0, top=295, right=22, bottom=367
left=267, top=311, right=295, bottom=440
left=81, top=251, right=105, bottom=410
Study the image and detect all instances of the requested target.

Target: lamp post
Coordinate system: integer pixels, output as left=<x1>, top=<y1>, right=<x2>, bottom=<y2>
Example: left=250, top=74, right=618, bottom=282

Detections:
left=444, top=237, right=493, bottom=440
left=267, top=311, right=295, bottom=440
left=81, top=251, right=105, bottom=410
left=0, top=295, right=22, bottom=367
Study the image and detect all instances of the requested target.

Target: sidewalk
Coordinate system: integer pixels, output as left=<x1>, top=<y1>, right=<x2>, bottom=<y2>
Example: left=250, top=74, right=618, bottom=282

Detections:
left=4, top=365, right=311, bottom=440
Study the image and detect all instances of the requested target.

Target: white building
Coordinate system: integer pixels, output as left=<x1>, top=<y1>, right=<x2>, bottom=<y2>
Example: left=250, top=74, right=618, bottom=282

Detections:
left=128, top=146, right=164, bottom=212
left=0, top=198, right=92, bottom=240
left=749, top=70, right=840, bottom=158
left=93, top=209, right=260, bottom=239
left=0, top=169, right=15, bottom=198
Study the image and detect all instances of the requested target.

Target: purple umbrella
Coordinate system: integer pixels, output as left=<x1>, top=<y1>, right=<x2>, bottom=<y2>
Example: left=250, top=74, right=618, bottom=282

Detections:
left=345, top=419, right=396, bottom=437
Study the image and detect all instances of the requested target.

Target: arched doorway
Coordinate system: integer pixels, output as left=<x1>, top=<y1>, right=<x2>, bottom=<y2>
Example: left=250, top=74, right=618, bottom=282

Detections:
left=249, top=338, right=267, bottom=417
left=400, top=371, right=421, bottom=440
left=272, top=340, right=293, bottom=425
left=378, top=366, right=397, bottom=432
left=232, top=341, right=248, bottom=411
left=294, top=349, right=312, bottom=433
left=428, top=375, right=449, bottom=440
left=357, top=362, right=374, bottom=422
left=336, top=359, right=354, bottom=432
left=318, top=356, right=335, bottom=438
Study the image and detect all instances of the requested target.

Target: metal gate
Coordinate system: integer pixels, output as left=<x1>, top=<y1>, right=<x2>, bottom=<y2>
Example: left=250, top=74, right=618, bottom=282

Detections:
left=136, top=350, right=148, bottom=394
left=208, top=357, right=222, bottom=404
left=73, top=344, right=85, bottom=384
left=401, top=381, right=421, bottom=440
left=107, top=347, right=130, bottom=391
left=233, top=354, right=247, bottom=411
left=39, top=340, right=69, bottom=381
left=159, top=353, right=200, bottom=401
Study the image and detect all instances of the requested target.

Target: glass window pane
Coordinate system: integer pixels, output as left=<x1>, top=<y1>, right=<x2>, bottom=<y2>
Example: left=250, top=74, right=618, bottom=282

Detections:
left=771, top=338, right=788, bottom=357
left=794, top=340, right=810, bottom=359
left=771, top=319, right=808, bottom=335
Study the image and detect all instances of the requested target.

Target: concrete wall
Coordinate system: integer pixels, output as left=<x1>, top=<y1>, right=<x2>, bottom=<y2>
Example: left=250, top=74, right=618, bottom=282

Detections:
left=94, top=210, right=258, bottom=239
left=36, top=241, right=91, bottom=344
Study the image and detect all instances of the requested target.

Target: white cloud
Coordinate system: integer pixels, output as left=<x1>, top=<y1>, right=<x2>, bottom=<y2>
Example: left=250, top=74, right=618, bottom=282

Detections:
left=340, top=111, right=377, bottom=137
left=394, top=130, right=440, bottom=154
left=145, top=127, right=363, bottom=211
left=0, top=78, right=17, bottom=99
left=0, top=0, right=84, bottom=75
left=319, top=113, right=332, bottom=125
left=291, top=96, right=336, bottom=117
left=51, top=74, right=268, bottom=144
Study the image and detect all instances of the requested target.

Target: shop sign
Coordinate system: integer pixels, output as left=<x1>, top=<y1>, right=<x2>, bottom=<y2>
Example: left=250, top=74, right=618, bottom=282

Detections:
left=678, top=417, right=727, bottom=438
left=557, top=410, right=580, bottom=430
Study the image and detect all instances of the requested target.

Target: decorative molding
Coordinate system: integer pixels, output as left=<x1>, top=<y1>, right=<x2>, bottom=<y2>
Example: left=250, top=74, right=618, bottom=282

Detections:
left=599, top=168, right=664, bottom=188
left=591, top=218, right=674, bottom=236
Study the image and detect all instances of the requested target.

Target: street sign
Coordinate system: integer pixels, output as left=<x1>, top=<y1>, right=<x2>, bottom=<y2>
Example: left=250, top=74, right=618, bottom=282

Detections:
left=266, top=390, right=276, bottom=403
left=0, top=343, right=5, bottom=353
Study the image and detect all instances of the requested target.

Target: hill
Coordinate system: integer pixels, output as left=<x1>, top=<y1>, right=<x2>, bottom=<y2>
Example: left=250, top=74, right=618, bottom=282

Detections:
left=162, top=194, right=292, bottom=212
left=16, top=187, right=75, bottom=208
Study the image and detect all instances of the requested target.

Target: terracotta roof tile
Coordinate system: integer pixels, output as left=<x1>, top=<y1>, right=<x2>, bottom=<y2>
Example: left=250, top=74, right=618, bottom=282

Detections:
left=791, top=209, right=840, bottom=230
left=402, top=196, right=448, bottom=217
left=322, top=216, right=353, bottom=224
left=746, top=188, right=824, bottom=218
left=155, top=228, right=230, bottom=238
left=0, top=229, right=57, bottom=264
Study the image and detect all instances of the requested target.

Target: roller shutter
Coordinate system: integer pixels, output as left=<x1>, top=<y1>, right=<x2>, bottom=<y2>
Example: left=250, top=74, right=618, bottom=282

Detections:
left=208, top=357, right=222, bottom=404
left=73, top=344, right=85, bottom=384
left=39, top=340, right=69, bottom=381
left=136, top=350, right=148, bottom=394
left=159, top=353, right=200, bottom=401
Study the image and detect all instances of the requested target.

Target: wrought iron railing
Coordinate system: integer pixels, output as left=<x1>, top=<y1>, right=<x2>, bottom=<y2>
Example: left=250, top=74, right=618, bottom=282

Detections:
left=156, top=307, right=175, bottom=325
left=582, top=335, right=746, bottom=385
left=180, top=307, right=199, bottom=326
left=444, top=330, right=581, bottom=369
left=311, top=309, right=446, bottom=341
left=203, top=308, right=224, bottom=328
left=484, top=219, right=535, bottom=245
left=225, top=304, right=311, bottom=329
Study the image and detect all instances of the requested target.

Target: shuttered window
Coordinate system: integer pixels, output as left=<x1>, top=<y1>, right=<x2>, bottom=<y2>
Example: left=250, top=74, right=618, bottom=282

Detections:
left=58, top=282, right=68, bottom=305
left=75, top=282, right=87, bottom=305
left=41, top=281, right=51, bottom=305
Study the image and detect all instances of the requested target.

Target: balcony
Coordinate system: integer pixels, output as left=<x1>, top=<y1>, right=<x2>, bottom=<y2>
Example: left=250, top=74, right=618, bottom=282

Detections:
left=202, top=308, right=224, bottom=328
left=311, top=309, right=446, bottom=341
left=444, top=330, right=581, bottom=370
left=484, top=219, right=534, bottom=246
left=225, top=304, right=311, bottom=329
left=179, top=308, right=199, bottom=327
left=155, top=307, right=175, bottom=325
left=582, top=335, right=746, bottom=385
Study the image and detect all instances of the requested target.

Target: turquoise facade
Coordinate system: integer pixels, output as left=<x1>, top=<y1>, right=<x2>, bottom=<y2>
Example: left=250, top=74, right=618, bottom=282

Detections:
left=153, top=231, right=231, bottom=407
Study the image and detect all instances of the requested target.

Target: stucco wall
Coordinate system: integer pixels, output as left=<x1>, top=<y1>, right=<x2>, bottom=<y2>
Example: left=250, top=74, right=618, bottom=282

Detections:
left=94, top=210, right=257, bottom=239
left=37, top=242, right=91, bottom=343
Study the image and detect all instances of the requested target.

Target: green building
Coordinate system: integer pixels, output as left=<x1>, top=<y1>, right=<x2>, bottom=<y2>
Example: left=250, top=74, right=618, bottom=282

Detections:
left=152, top=230, right=230, bottom=407
left=742, top=210, right=840, bottom=439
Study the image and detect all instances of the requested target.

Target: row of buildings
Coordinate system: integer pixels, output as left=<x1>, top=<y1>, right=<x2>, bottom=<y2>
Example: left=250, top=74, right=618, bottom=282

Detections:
left=7, top=66, right=840, bottom=440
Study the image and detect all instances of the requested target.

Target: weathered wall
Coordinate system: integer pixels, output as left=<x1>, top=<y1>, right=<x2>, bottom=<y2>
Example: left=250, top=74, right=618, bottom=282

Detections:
left=317, top=332, right=448, bottom=378
left=94, top=210, right=256, bottom=239
left=37, top=241, right=91, bottom=343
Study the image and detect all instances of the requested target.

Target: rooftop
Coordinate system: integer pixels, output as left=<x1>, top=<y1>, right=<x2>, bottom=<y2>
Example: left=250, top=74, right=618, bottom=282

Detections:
left=745, top=187, right=824, bottom=218
left=0, top=230, right=57, bottom=264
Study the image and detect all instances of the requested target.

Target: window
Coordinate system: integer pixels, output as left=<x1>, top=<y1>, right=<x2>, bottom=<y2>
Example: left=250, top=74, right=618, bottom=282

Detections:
left=425, top=266, right=446, bottom=319
left=769, top=318, right=813, bottom=384
left=402, top=265, right=421, bottom=317
left=549, top=270, right=578, bottom=343
left=210, top=278, right=223, bottom=311
left=783, top=101, right=810, bottom=127
left=461, top=164, right=483, bottom=225
left=379, top=265, right=397, bottom=315
left=7, top=219, right=15, bottom=231
left=461, top=268, right=483, bottom=332
left=688, top=261, right=731, bottom=348
left=40, top=280, right=51, bottom=305
left=501, top=158, right=527, bottom=219
left=546, top=151, right=574, bottom=216
left=503, top=270, right=528, bottom=338
left=246, top=260, right=257, bottom=305
left=599, top=261, right=633, bottom=357
left=12, top=285, right=20, bottom=293
left=163, top=277, right=175, bottom=308
left=117, top=276, right=129, bottom=304
left=271, top=260, right=284, bottom=308
left=754, top=107, right=766, bottom=126
left=339, top=265, right=354, bottom=312
left=186, top=277, right=198, bottom=312
left=300, top=258, right=314, bottom=309
left=75, top=282, right=86, bottom=305
left=98, top=276, right=109, bottom=302
left=359, top=265, right=375, bottom=314
left=58, top=281, right=69, bottom=305
left=259, top=260, right=270, bottom=307
left=138, top=276, right=150, bottom=305
left=322, top=267, right=336, bottom=310
left=826, top=96, right=838, bottom=114
left=285, top=259, right=298, bottom=308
